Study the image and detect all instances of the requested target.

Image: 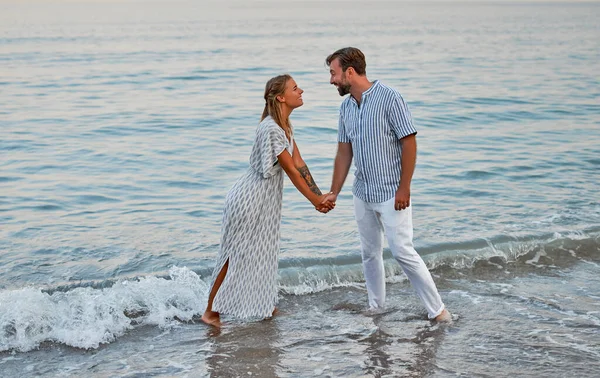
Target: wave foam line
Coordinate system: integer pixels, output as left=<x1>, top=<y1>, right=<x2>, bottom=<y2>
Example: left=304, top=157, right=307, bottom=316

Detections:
left=0, top=267, right=208, bottom=353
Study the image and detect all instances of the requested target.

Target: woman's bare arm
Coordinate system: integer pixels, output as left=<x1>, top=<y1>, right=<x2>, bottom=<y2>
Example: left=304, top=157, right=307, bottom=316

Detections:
left=292, top=141, right=323, bottom=196
left=278, top=148, right=333, bottom=211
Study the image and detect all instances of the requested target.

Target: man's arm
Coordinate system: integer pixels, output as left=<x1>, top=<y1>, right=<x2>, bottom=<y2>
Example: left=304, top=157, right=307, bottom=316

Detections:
left=395, top=133, right=416, bottom=211
left=326, top=142, right=353, bottom=201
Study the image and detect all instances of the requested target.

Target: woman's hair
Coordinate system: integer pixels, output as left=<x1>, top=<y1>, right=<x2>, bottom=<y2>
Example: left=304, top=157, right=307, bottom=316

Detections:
left=261, top=74, right=292, bottom=140
left=325, top=47, right=366, bottom=75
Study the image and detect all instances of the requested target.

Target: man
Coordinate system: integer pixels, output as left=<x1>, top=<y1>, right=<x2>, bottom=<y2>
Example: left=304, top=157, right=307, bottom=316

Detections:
left=324, top=47, right=451, bottom=322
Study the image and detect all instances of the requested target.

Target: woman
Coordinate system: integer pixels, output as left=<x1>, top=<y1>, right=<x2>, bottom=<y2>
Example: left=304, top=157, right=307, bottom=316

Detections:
left=201, top=74, right=335, bottom=327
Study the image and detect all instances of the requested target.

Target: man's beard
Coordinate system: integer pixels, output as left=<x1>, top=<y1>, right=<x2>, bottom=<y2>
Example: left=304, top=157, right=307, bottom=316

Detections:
left=337, top=83, right=351, bottom=96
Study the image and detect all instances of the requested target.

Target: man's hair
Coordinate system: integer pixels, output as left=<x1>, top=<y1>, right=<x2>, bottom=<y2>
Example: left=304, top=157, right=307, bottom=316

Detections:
left=325, top=47, right=366, bottom=75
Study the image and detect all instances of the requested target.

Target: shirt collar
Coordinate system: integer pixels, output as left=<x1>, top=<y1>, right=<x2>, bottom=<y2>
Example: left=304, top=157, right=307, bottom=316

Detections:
left=363, top=80, right=379, bottom=97
left=350, top=80, right=379, bottom=105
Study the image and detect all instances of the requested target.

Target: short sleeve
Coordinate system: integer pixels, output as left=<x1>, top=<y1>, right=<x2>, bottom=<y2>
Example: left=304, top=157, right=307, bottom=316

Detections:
left=389, top=94, right=417, bottom=139
left=260, top=122, right=289, bottom=178
left=338, top=109, right=350, bottom=143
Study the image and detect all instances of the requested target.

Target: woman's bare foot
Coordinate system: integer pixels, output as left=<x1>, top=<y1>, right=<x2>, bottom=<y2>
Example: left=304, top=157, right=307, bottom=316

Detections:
left=434, top=308, right=452, bottom=323
left=272, top=307, right=279, bottom=317
left=201, top=310, right=222, bottom=327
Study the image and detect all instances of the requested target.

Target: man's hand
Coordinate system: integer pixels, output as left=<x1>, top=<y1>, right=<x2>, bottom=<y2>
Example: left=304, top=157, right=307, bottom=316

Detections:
left=394, top=187, right=410, bottom=211
left=316, top=192, right=337, bottom=213
left=316, top=201, right=334, bottom=213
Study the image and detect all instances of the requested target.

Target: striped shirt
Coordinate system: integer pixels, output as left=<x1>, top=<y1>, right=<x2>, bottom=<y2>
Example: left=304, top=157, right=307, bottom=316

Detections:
left=338, top=80, right=417, bottom=203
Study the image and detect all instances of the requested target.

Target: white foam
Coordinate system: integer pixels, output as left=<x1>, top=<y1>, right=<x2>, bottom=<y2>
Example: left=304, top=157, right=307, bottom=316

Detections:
left=0, top=266, right=208, bottom=352
left=280, top=279, right=364, bottom=296
left=525, top=246, right=547, bottom=265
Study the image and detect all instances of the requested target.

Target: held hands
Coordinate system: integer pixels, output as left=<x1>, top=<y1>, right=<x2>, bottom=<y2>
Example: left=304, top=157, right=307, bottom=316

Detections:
left=315, top=192, right=337, bottom=214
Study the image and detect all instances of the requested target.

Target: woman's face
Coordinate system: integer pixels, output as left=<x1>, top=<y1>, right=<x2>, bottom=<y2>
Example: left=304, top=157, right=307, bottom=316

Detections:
left=280, top=78, right=304, bottom=109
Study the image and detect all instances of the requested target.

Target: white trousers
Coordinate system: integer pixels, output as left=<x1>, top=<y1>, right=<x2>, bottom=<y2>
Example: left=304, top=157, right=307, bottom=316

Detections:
left=354, top=196, right=445, bottom=319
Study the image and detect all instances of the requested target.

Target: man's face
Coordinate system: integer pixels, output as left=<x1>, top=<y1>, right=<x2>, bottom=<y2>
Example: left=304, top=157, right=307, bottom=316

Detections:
left=329, top=58, right=351, bottom=96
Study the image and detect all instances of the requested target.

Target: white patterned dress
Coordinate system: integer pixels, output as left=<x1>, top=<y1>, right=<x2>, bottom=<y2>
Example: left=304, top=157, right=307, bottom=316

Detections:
left=208, top=116, right=293, bottom=319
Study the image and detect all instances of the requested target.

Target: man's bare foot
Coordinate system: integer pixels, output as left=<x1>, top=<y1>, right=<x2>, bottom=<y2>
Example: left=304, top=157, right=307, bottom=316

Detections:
left=201, top=311, right=222, bottom=327
left=434, top=308, right=452, bottom=323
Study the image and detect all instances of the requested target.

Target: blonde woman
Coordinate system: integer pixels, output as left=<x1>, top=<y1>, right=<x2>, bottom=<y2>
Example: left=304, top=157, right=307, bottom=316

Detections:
left=201, top=74, right=335, bottom=327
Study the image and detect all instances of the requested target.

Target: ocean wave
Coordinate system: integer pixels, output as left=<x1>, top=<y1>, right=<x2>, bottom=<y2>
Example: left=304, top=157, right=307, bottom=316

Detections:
left=0, top=232, right=597, bottom=353
left=0, top=267, right=207, bottom=353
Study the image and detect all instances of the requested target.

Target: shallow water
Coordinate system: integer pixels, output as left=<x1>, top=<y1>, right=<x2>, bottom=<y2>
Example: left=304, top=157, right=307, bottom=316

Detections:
left=2, top=252, right=599, bottom=377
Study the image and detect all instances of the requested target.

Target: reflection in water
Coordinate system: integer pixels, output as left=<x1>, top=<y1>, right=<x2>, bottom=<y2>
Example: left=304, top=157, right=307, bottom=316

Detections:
left=405, top=323, right=447, bottom=377
left=362, top=312, right=448, bottom=377
left=361, top=329, right=394, bottom=377
left=206, top=320, right=282, bottom=377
